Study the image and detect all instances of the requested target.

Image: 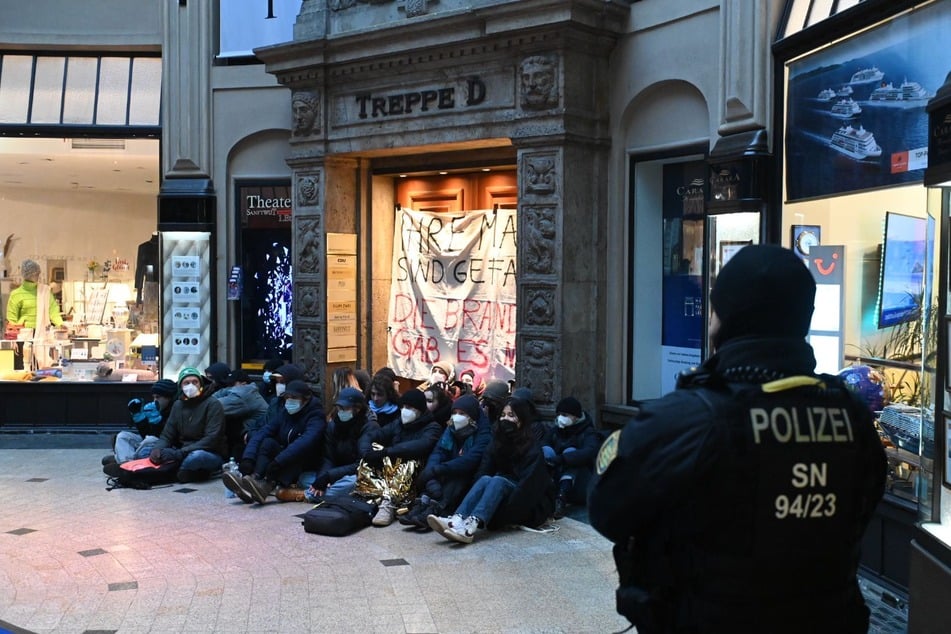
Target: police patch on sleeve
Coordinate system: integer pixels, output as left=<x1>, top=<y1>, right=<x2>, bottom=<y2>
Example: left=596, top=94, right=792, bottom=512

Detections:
left=596, top=429, right=621, bottom=475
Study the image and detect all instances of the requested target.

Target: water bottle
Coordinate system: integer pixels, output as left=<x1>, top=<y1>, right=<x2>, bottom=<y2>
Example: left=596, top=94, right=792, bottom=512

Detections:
left=223, top=457, right=238, bottom=498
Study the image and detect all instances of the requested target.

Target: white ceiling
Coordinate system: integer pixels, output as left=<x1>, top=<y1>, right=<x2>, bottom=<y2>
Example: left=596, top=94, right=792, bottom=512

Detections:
left=0, top=137, right=159, bottom=196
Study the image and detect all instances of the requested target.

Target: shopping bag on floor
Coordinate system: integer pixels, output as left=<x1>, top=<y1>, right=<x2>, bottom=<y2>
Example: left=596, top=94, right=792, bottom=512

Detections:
left=301, top=495, right=377, bottom=536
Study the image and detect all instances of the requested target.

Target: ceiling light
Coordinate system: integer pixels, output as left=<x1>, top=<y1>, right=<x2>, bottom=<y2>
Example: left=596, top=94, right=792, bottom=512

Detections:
left=399, top=174, right=408, bottom=178
left=482, top=168, right=491, bottom=172
left=439, top=171, right=448, bottom=175
left=71, top=138, right=126, bottom=150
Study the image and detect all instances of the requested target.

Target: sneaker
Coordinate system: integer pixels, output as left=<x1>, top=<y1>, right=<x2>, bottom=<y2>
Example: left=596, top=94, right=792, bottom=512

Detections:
left=372, top=500, right=396, bottom=526
left=101, top=454, right=117, bottom=466
left=445, top=516, right=480, bottom=544
left=244, top=475, right=275, bottom=504
left=427, top=513, right=463, bottom=538
left=274, top=486, right=306, bottom=503
left=553, top=495, right=567, bottom=520
left=223, top=470, right=254, bottom=503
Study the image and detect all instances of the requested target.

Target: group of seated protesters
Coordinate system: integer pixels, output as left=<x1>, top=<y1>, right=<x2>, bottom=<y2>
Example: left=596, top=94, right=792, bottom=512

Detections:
left=103, top=361, right=603, bottom=544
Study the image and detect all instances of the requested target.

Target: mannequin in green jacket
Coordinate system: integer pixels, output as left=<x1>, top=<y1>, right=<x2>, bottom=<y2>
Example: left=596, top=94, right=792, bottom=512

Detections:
left=6, top=259, right=64, bottom=330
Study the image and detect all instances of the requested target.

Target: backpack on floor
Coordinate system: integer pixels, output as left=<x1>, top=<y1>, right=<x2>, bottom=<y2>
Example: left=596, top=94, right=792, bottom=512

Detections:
left=302, top=495, right=378, bottom=536
left=105, top=457, right=180, bottom=490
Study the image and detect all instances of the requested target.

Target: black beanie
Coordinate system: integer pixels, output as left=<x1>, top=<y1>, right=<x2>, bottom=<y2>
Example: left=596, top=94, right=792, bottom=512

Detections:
left=205, top=362, right=232, bottom=385
left=711, top=244, right=815, bottom=348
left=556, top=397, right=583, bottom=418
left=400, top=389, right=428, bottom=412
left=452, top=394, right=482, bottom=421
left=151, top=379, right=178, bottom=398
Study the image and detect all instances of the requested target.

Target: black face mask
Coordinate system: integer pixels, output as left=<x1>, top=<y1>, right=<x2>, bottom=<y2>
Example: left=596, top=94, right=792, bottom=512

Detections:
left=498, top=419, right=519, bottom=436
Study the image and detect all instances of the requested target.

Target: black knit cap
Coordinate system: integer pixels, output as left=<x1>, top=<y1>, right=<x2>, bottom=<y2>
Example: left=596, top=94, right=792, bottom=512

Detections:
left=710, top=244, right=815, bottom=348
left=452, top=394, right=482, bottom=421
left=205, top=362, right=232, bottom=385
left=400, top=389, right=428, bottom=412
left=151, top=379, right=178, bottom=397
left=272, top=364, right=304, bottom=383
left=556, top=397, right=583, bottom=418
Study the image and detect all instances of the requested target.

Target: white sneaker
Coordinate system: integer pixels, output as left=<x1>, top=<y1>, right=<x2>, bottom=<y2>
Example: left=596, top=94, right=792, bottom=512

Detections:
left=427, top=513, right=462, bottom=538
left=372, top=500, right=396, bottom=526
left=445, top=516, right=480, bottom=544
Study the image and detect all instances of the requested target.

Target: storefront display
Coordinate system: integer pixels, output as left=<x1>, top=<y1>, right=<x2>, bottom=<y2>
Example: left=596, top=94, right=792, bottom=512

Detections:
left=778, top=0, right=951, bottom=595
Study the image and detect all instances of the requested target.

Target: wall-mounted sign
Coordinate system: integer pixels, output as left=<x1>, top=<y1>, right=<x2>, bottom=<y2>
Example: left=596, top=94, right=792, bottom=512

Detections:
left=326, top=233, right=358, bottom=364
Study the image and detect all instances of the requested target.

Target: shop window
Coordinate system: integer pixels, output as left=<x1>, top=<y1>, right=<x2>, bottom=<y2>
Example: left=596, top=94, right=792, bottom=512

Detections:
left=0, top=53, right=161, bottom=129
left=781, top=2, right=950, bottom=504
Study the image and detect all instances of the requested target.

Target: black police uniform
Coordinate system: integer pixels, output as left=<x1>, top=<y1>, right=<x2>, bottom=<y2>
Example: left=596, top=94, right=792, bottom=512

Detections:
left=588, top=335, right=886, bottom=634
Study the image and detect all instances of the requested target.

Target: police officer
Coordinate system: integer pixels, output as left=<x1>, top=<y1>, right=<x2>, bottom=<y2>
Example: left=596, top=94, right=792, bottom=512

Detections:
left=589, top=244, right=886, bottom=634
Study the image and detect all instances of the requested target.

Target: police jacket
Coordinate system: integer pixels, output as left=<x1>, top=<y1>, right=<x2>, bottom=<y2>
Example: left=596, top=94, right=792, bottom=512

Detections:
left=155, top=388, right=228, bottom=459
left=243, top=397, right=325, bottom=469
left=376, top=411, right=443, bottom=462
left=588, top=336, right=886, bottom=634
left=319, top=409, right=380, bottom=483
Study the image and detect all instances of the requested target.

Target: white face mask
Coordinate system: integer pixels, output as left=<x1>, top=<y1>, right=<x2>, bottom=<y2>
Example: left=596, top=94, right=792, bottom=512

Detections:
left=275, top=383, right=286, bottom=397
left=556, top=414, right=576, bottom=429
left=181, top=383, right=200, bottom=399
left=431, top=370, right=447, bottom=384
left=401, top=407, right=418, bottom=425
left=337, top=409, right=354, bottom=422
left=451, top=413, right=470, bottom=430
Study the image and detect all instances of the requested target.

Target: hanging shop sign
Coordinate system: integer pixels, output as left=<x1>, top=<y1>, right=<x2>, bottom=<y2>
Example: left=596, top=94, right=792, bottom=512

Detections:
left=387, top=207, right=517, bottom=383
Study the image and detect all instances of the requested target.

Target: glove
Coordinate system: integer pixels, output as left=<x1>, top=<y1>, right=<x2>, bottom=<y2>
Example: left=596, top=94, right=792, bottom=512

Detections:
left=264, top=461, right=282, bottom=482
left=238, top=458, right=255, bottom=476
left=160, top=448, right=183, bottom=463
left=363, top=448, right=385, bottom=467
left=149, top=447, right=163, bottom=464
left=311, top=473, right=330, bottom=491
left=550, top=453, right=566, bottom=468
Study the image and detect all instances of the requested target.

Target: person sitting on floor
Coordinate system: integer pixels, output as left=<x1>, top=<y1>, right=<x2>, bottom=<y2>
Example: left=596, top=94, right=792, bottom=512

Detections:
left=366, top=371, right=401, bottom=427
left=357, top=388, right=442, bottom=527
left=213, top=368, right=269, bottom=461
left=399, top=394, right=492, bottom=530
left=224, top=380, right=325, bottom=504
left=304, top=386, right=380, bottom=501
left=103, top=378, right=178, bottom=466
left=541, top=396, right=602, bottom=519
left=428, top=395, right=556, bottom=544
left=144, top=367, right=228, bottom=483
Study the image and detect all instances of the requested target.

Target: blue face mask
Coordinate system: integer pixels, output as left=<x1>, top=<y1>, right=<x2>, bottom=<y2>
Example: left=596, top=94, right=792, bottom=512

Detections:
left=262, top=371, right=272, bottom=384
left=285, top=399, right=303, bottom=415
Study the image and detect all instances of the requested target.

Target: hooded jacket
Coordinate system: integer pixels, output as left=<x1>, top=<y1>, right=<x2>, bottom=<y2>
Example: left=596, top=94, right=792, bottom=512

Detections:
left=319, top=409, right=381, bottom=483
left=154, top=384, right=227, bottom=458
left=243, top=395, right=325, bottom=469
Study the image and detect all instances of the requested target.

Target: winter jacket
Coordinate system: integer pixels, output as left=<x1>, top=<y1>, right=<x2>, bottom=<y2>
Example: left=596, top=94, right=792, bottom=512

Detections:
left=589, top=336, right=887, bottom=633
left=375, top=411, right=443, bottom=462
left=475, top=441, right=556, bottom=530
left=154, top=389, right=227, bottom=458
left=540, top=412, right=603, bottom=470
left=6, top=280, right=63, bottom=328
left=214, top=383, right=269, bottom=435
left=319, top=409, right=381, bottom=483
left=243, top=397, right=325, bottom=469
left=423, top=410, right=492, bottom=481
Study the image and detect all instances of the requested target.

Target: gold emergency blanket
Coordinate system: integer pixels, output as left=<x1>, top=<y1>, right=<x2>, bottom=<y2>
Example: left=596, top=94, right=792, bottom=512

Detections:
left=354, top=455, right=418, bottom=504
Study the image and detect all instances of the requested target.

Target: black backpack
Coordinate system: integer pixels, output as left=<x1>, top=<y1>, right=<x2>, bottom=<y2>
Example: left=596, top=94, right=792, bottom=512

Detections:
left=302, top=495, right=378, bottom=536
left=104, top=457, right=180, bottom=490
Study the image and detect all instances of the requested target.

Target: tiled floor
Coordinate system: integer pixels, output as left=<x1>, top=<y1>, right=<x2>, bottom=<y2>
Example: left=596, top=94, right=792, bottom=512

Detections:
left=0, top=440, right=627, bottom=634
left=0, top=435, right=912, bottom=634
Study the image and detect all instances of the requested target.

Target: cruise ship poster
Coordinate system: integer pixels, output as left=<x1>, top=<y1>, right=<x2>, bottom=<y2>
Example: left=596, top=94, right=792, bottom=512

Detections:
left=784, top=1, right=951, bottom=201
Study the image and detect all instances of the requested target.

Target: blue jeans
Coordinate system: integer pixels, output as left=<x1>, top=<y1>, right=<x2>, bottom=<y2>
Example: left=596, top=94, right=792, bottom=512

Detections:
left=454, top=474, right=516, bottom=525
left=181, top=450, right=223, bottom=473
